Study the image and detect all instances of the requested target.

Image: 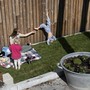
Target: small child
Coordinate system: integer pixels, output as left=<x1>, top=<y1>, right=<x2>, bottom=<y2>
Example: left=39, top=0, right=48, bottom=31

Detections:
left=9, top=39, right=22, bottom=70
left=34, top=11, right=56, bottom=45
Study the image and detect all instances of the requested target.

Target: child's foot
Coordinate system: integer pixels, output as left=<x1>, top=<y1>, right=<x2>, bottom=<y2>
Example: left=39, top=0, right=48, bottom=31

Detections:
left=18, top=66, right=21, bottom=70
left=15, top=68, right=17, bottom=70
left=18, top=68, right=20, bottom=70
left=51, top=40, right=54, bottom=43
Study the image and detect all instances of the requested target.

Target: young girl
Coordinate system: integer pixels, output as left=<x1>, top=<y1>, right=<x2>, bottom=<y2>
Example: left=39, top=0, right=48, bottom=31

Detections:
left=9, top=39, right=22, bottom=70
left=34, top=11, right=56, bottom=45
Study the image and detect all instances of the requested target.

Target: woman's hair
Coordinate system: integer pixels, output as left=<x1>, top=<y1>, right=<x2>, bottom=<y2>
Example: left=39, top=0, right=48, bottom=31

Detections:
left=10, top=28, right=18, bottom=38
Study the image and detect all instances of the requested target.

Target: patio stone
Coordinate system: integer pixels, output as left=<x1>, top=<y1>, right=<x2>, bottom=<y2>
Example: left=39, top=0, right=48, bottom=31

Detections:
left=3, top=73, right=14, bottom=85
left=24, top=78, right=71, bottom=90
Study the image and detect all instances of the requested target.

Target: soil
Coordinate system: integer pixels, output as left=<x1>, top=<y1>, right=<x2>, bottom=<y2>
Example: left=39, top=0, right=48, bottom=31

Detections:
left=0, top=81, right=4, bottom=87
left=64, top=55, right=90, bottom=73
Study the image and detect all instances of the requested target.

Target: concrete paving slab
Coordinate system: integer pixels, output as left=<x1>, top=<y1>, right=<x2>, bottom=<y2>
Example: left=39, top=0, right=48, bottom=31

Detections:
left=24, top=78, right=71, bottom=90
left=3, top=73, right=14, bottom=85
left=1, top=72, right=72, bottom=90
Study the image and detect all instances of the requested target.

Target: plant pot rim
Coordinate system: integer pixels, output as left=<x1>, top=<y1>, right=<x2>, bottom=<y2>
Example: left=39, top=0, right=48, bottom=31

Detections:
left=59, top=52, right=90, bottom=75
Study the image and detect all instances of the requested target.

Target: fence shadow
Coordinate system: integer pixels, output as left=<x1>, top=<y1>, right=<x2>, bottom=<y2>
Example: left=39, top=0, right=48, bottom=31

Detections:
left=80, top=0, right=89, bottom=32
left=83, top=32, right=90, bottom=39
left=56, top=0, right=65, bottom=38
left=58, top=38, right=74, bottom=53
left=55, top=67, right=67, bottom=83
left=56, top=0, right=74, bottom=54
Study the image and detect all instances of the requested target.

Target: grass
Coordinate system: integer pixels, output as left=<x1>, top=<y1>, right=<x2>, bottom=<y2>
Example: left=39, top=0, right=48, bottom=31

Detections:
left=0, top=32, right=90, bottom=83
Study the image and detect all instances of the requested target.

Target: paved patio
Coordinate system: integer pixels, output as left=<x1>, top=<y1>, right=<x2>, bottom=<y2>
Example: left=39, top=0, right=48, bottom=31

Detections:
left=1, top=70, right=73, bottom=90
left=22, top=67, right=72, bottom=90
left=24, top=77, right=71, bottom=90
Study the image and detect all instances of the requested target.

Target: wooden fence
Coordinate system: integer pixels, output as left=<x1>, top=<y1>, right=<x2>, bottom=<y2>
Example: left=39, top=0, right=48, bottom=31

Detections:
left=0, top=0, right=90, bottom=47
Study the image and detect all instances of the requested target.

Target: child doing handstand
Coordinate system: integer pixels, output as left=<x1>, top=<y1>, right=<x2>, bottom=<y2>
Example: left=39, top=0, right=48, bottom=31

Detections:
left=34, top=11, right=56, bottom=45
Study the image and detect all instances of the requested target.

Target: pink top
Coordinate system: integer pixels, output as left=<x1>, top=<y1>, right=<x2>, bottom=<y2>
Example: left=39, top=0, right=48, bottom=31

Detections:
left=9, top=44, right=22, bottom=60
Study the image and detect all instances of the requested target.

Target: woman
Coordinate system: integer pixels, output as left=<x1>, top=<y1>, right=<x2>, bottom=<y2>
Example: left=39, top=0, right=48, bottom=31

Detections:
left=9, top=28, right=36, bottom=45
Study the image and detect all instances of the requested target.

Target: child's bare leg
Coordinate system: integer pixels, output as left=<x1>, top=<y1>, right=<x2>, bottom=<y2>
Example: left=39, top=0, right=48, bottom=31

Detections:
left=47, top=39, right=50, bottom=45
left=14, top=60, right=17, bottom=70
left=18, top=58, right=21, bottom=70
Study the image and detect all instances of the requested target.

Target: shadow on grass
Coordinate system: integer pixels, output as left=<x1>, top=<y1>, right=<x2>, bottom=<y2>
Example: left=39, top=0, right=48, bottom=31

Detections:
left=83, top=32, right=90, bottom=39
left=55, top=67, right=67, bottom=83
left=58, top=37, right=74, bottom=53
left=55, top=37, right=74, bottom=83
left=56, top=0, right=74, bottom=54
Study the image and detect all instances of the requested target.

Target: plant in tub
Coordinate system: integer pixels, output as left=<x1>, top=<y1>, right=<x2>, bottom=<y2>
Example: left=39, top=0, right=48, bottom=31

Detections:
left=64, top=55, right=90, bottom=73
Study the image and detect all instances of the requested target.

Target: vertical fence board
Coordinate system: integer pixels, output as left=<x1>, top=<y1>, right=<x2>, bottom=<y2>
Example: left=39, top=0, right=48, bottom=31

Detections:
left=27, top=0, right=32, bottom=43
left=28, top=0, right=34, bottom=43
left=38, top=0, right=44, bottom=42
left=15, top=0, right=20, bottom=16
left=12, top=0, right=17, bottom=29
left=64, top=0, right=68, bottom=35
left=8, top=0, right=13, bottom=33
left=86, top=1, right=90, bottom=30
left=69, top=0, right=73, bottom=34
left=35, top=0, right=39, bottom=42
left=1, top=0, right=7, bottom=45
left=0, top=1, right=2, bottom=23
left=22, top=0, right=27, bottom=43
left=19, top=0, right=24, bottom=44
left=32, top=0, right=37, bottom=43
left=0, top=24, right=4, bottom=48
left=41, top=0, right=46, bottom=41
left=4, top=0, right=11, bottom=45
left=26, top=0, right=30, bottom=29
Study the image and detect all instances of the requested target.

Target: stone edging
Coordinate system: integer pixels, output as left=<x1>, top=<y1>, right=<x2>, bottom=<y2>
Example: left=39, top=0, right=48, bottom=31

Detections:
left=1, top=72, right=59, bottom=90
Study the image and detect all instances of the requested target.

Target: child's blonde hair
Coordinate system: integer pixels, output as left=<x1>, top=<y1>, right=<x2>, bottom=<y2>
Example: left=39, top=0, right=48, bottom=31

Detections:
left=14, top=37, right=20, bottom=44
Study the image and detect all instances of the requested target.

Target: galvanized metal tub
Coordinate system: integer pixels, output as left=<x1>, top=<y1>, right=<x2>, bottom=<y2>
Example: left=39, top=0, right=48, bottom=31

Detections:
left=58, top=52, right=90, bottom=90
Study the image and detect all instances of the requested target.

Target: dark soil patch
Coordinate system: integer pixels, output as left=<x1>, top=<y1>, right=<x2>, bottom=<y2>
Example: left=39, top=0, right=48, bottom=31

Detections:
left=64, top=56, right=90, bottom=73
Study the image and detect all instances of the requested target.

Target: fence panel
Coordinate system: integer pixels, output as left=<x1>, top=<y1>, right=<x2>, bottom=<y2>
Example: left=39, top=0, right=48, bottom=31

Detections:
left=0, top=0, right=90, bottom=47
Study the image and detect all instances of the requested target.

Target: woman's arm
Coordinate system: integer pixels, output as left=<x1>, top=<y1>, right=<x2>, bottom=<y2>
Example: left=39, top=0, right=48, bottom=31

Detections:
left=34, top=27, right=40, bottom=30
left=19, top=31, right=36, bottom=37
left=9, top=37, right=14, bottom=45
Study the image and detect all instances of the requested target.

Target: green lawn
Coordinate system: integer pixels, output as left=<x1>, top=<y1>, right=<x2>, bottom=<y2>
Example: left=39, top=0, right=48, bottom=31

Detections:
left=0, top=32, right=90, bottom=83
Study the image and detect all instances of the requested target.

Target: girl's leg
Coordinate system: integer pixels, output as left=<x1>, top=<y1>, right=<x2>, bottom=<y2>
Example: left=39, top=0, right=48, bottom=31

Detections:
left=14, top=60, right=18, bottom=69
left=51, top=36, right=56, bottom=41
left=17, top=58, right=21, bottom=70
left=47, top=39, right=50, bottom=45
left=53, top=36, right=56, bottom=40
